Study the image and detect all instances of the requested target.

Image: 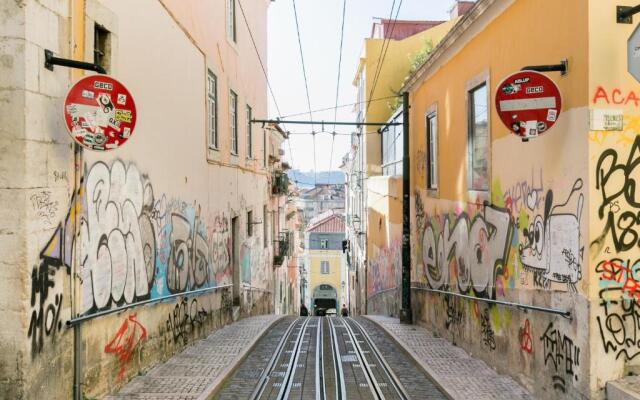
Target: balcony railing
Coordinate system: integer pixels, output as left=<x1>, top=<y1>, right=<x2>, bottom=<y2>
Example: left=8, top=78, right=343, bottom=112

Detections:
left=273, top=231, right=292, bottom=266
left=272, top=171, right=289, bottom=195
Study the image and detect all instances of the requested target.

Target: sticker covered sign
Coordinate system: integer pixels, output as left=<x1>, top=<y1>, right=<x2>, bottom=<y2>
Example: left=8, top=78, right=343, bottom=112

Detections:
left=495, top=70, right=562, bottom=139
left=63, top=75, right=137, bottom=151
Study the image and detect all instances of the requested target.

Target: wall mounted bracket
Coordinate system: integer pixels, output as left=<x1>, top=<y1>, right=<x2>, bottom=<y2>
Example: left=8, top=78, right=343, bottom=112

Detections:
left=44, top=49, right=106, bottom=74
left=617, top=4, right=640, bottom=23
left=521, top=59, right=568, bottom=76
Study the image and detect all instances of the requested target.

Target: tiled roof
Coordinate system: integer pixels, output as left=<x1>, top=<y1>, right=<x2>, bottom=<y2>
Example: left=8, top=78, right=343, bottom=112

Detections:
left=306, top=213, right=345, bottom=233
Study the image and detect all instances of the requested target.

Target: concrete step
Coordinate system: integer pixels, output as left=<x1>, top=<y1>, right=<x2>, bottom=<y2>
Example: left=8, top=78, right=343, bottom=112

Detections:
left=608, top=377, right=640, bottom=400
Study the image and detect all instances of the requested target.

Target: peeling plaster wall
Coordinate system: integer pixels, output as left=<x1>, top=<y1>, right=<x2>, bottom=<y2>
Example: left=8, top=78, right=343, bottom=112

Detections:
left=0, top=0, right=275, bottom=398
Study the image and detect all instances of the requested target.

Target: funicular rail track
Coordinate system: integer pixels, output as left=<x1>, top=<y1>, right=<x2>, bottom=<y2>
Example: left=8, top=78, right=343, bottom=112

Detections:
left=249, top=316, right=410, bottom=400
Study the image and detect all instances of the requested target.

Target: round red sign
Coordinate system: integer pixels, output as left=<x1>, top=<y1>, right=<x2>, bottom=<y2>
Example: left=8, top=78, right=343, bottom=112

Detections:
left=495, top=70, right=561, bottom=139
left=63, top=75, right=137, bottom=151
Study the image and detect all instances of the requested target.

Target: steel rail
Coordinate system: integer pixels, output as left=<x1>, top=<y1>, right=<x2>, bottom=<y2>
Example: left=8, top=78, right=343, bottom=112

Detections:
left=315, top=317, right=325, bottom=400
left=328, top=317, right=346, bottom=400
left=411, top=286, right=572, bottom=319
left=341, top=318, right=382, bottom=399
left=250, top=318, right=301, bottom=400
left=66, top=284, right=232, bottom=327
left=279, top=317, right=312, bottom=399
left=348, top=318, right=410, bottom=400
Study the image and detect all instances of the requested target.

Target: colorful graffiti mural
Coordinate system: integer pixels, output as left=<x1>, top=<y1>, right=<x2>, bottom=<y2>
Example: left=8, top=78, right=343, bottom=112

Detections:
left=368, top=240, right=401, bottom=297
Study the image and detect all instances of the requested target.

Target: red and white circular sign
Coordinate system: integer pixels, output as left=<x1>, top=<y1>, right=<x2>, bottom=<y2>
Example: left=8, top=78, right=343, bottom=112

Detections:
left=63, top=75, right=137, bottom=151
left=495, top=70, right=562, bottom=139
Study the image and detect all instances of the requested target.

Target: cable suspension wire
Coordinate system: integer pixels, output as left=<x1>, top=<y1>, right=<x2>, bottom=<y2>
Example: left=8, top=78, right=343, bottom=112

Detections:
left=327, top=0, right=347, bottom=184
left=280, top=95, right=400, bottom=119
left=366, top=0, right=404, bottom=113
left=238, top=0, right=300, bottom=187
left=292, top=0, right=316, bottom=186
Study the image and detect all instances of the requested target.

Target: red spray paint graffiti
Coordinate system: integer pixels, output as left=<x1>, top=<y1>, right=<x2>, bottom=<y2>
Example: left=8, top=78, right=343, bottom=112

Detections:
left=104, top=314, right=147, bottom=380
left=519, top=319, right=533, bottom=354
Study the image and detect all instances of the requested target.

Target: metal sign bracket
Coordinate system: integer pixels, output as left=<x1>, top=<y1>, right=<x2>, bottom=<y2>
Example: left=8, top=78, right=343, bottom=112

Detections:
left=521, top=59, right=568, bottom=76
left=44, top=49, right=106, bottom=74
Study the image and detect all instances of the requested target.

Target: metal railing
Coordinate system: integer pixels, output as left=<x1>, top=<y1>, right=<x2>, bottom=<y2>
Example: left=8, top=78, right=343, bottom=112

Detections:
left=66, top=284, right=232, bottom=327
left=411, top=286, right=572, bottom=319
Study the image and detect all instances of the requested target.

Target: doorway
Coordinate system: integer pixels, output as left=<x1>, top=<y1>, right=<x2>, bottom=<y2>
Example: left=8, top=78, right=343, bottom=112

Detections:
left=232, top=216, right=240, bottom=306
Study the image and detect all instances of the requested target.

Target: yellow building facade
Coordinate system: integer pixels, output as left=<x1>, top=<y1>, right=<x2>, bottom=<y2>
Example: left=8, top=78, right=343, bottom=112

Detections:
left=406, top=0, right=640, bottom=398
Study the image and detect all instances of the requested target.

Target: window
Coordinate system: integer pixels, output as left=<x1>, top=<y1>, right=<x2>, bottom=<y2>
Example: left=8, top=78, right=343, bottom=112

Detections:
left=426, top=112, right=438, bottom=189
left=227, top=0, right=237, bottom=42
left=246, top=105, right=252, bottom=158
left=94, top=24, right=111, bottom=72
left=381, top=111, right=403, bottom=176
left=468, top=83, right=489, bottom=191
left=320, top=261, right=330, bottom=274
left=320, top=239, right=328, bottom=249
left=230, top=90, right=238, bottom=155
left=247, top=210, right=253, bottom=237
left=207, top=71, right=218, bottom=149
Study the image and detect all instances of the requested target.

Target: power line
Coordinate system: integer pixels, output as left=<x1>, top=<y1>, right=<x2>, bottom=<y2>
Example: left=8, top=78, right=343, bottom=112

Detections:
left=238, top=0, right=300, bottom=185
left=292, top=0, right=315, bottom=186
left=328, top=0, right=347, bottom=184
left=366, top=0, right=404, bottom=113
left=280, top=95, right=400, bottom=119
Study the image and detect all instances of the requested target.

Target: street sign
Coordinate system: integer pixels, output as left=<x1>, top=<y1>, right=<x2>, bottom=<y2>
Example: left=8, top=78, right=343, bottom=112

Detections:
left=495, top=70, right=562, bottom=139
left=63, top=75, right=137, bottom=151
left=628, top=23, right=640, bottom=82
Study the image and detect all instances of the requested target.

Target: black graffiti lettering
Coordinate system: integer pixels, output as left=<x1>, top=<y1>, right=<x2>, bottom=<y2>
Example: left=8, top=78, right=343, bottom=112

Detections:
left=539, top=322, right=580, bottom=392
left=166, top=297, right=209, bottom=345
left=480, top=308, right=496, bottom=351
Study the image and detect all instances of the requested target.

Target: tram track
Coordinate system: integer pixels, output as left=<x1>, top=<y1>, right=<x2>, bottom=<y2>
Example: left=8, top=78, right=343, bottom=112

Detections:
left=249, top=316, right=410, bottom=400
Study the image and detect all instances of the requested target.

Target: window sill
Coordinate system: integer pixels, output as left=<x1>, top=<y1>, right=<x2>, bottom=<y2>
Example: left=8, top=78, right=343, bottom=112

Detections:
left=426, top=188, right=439, bottom=198
left=467, top=189, right=490, bottom=205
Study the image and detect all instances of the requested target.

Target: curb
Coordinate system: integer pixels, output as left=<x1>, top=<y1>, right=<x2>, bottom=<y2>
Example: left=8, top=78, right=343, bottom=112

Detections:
left=198, top=315, right=286, bottom=400
left=362, top=316, right=455, bottom=400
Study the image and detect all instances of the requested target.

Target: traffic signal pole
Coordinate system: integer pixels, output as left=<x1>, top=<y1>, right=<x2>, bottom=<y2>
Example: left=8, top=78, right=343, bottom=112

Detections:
left=400, top=92, right=412, bottom=324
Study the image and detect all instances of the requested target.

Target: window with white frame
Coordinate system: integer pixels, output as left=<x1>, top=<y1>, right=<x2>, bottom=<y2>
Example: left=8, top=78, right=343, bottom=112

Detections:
left=426, top=111, right=438, bottom=189
left=227, top=0, right=236, bottom=43
left=382, top=110, right=403, bottom=176
left=207, top=71, right=218, bottom=149
left=246, top=105, right=252, bottom=158
left=230, top=90, right=238, bottom=155
left=468, top=83, right=489, bottom=191
left=320, top=261, right=330, bottom=274
left=320, top=239, right=328, bottom=249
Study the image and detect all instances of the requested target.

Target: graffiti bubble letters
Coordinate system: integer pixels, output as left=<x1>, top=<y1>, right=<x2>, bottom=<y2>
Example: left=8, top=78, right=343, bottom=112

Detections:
left=104, top=314, right=147, bottom=380
left=422, top=206, right=512, bottom=298
left=80, top=161, right=157, bottom=313
left=519, top=179, right=583, bottom=292
left=539, top=322, right=580, bottom=393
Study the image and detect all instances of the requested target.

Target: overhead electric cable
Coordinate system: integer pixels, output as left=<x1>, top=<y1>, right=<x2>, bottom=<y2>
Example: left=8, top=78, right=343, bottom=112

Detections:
left=238, top=0, right=299, bottom=186
left=280, top=95, right=400, bottom=119
left=328, top=0, right=347, bottom=184
left=292, top=0, right=316, bottom=186
left=366, top=0, right=404, bottom=113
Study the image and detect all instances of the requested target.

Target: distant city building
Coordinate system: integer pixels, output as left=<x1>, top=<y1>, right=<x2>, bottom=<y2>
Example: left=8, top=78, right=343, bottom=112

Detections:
left=296, top=184, right=345, bottom=225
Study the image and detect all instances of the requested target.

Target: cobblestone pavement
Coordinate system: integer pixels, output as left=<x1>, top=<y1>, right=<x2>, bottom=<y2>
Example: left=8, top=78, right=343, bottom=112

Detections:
left=365, top=316, right=534, bottom=400
left=104, top=314, right=282, bottom=400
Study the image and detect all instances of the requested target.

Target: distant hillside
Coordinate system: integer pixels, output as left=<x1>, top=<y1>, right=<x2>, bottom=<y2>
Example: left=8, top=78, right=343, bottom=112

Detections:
left=287, top=170, right=345, bottom=187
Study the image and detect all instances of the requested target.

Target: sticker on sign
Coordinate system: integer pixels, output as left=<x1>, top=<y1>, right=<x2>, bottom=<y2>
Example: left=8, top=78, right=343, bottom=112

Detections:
left=495, top=70, right=562, bottom=139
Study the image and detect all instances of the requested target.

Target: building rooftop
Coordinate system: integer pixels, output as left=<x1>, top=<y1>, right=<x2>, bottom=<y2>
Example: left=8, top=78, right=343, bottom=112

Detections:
left=306, top=211, right=345, bottom=233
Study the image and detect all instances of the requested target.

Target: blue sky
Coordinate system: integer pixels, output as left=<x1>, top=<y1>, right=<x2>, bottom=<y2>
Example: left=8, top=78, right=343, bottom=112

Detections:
left=267, top=0, right=454, bottom=173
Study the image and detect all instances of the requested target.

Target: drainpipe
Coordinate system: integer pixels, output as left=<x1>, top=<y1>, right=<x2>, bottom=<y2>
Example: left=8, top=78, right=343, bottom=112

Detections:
left=400, top=92, right=412, bottom=324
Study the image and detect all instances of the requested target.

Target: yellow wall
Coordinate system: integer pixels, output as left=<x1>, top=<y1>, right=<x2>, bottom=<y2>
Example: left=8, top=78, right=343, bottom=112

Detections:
left=408, top=0, right=594, bottom=398
left=355, top=19, right=459, bottom=175
left=587, top=0, right=640, bottom=391
left=308, top=249, right=342, bottom=304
